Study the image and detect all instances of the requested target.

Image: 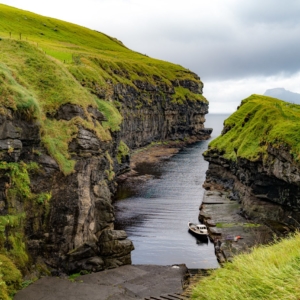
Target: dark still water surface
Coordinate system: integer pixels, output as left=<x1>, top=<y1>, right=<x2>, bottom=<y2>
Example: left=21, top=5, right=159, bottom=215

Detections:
left=114, top=114, right=230, bottom=269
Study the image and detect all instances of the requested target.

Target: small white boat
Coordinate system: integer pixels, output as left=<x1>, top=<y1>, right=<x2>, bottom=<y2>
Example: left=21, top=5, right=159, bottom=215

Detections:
left=188, top=222, right=208, bottom=238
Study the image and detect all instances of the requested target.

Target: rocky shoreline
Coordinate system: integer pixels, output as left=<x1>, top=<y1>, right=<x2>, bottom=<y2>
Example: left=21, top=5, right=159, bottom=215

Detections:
left=115, top=134, right=294, bottom=266
left=116, top=135, right=278, bottom=264
left=202, top=147, right=300, bottom=262
left=117, top=135, right=212, bottom=184
left=199, top=190, right=276, bottom=263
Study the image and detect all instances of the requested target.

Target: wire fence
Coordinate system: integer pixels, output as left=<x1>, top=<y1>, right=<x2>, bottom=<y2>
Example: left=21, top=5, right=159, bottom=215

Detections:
left=0, top=31, right=76, bottom=64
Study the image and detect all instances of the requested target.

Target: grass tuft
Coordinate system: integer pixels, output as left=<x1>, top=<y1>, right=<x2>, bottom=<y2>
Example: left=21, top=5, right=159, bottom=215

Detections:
left=117, top=140, right=130, bottom=164
left=0, top=254, right=22, bottom=299
left=41, top=119, right=78, bottom=175
left=95, top=99, right=123, bottom=132
left=192, top=232, right=300, bottom=300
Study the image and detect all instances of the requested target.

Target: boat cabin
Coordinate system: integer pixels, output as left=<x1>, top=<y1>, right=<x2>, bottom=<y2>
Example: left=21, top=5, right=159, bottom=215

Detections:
left=197, top=225, right=207, bottom=231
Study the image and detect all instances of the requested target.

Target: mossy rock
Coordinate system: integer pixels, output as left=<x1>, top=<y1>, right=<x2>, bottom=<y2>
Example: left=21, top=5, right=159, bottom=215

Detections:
left=0, top=254, right=22, bottom=298
left=0, top=4, right=206, bottom=175
left=117, top=140, right=130, bottom=164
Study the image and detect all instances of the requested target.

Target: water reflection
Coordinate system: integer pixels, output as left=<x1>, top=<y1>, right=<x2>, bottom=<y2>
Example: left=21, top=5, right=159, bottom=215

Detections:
left=114, top=114, right=229, bottom=269
left=114, top=143, right=217, bottom=268
left=195, top=238, right=209, bottom=246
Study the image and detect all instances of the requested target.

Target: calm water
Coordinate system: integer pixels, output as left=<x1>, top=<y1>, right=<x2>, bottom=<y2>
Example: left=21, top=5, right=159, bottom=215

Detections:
left=114, top=114, right=230, bottom=269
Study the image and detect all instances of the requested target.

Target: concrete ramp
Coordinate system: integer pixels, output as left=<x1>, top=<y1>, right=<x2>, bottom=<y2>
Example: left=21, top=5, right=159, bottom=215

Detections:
left=14, top=265, right=189, bottom=300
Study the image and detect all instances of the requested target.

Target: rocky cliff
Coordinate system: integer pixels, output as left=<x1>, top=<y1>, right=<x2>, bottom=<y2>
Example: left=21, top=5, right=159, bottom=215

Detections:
left=203, top=95, right=300, bottom=232
left=118, top=78, right=209, bottom=149
left=0, top=4, right=210, bottom=288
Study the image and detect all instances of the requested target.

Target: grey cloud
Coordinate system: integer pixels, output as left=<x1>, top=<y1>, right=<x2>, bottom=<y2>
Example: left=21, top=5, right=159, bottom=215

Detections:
left=128, top=3, right=300, bottom=82
left=3, top=0, right=300, bottom=88
left=234, top=0, right=300, bottom=26
left=198, top=35, right=300, bottom=80
left=133, top=27, right=300, bottom=82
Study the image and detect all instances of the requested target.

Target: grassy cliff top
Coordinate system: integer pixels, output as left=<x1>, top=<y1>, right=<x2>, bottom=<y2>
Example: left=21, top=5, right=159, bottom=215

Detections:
left=0, top=4, right=206, bottom=175
left=208, top=94, right=300, bottom=162
left=0, top=4, right=205, bottom=88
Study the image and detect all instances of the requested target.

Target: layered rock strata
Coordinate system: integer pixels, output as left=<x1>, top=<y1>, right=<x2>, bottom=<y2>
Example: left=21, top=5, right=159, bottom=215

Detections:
left=0, top=107, right=134, bottom=274
left=0, top=78, right=210, bottom=275
left=202, top=96, right=300, bottom=246
left=203, top=145, right=300, bottom=229
left=116, top=78, right=210, bottom=148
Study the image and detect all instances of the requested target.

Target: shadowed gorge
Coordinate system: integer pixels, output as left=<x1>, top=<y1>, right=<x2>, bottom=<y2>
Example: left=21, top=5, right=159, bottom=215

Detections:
left=0, top=4, right=211, bottom=296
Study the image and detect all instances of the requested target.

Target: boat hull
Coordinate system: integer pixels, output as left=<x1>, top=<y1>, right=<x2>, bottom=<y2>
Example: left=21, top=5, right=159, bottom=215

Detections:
left=188, top=228, right=208, bottom=239
left=188, top=222, right=209, bottom=240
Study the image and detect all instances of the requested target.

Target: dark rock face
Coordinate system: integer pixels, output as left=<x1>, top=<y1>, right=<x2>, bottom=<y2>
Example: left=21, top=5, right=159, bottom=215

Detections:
left=203, top=146, right=300, bottom=229
left=113, top=81, right=209, bottom=149
left=54, top=103, right=86, bottom=121
left=0, top=77, right=210, bottom=275
left=0, top=108, right=134, bottom=275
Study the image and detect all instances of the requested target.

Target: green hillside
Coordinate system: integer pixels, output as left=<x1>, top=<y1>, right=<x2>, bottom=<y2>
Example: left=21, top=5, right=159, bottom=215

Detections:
left=0, top=4, right=206, bottom=93
left=207, top=94, right=300, bottom=162
left=0, top=4, right=206, bottom=175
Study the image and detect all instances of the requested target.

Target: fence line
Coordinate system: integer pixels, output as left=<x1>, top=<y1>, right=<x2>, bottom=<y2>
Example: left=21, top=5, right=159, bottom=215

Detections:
left=0, top=32, right=75, bottom=64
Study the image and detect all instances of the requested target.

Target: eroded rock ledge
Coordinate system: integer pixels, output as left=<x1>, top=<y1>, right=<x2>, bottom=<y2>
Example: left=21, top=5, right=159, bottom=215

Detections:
left=0, top=77, right=210, bottom=277
left=0, top=108, right=134, bottom=275
left=201, top=146, right=300, bottom=262
left=201, top=95, right=300, bottom=262
left=203, top=146, right=300, bottom=228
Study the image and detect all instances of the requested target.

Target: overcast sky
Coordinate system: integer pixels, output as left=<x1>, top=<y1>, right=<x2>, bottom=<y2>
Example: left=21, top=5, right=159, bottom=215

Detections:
left=1, top=0, right=300, bottom=113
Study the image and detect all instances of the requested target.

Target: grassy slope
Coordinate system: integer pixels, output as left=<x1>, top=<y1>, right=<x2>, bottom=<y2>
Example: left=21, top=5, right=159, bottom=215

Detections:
left=0, top=3, right=207, bottom=175
left=192, top=232, right=300, bottom=300
left=208, top=94, right=300, bottom=162
left=0, top=5, right=208, bottom=295
left=0, top=4, right=207, bottom=96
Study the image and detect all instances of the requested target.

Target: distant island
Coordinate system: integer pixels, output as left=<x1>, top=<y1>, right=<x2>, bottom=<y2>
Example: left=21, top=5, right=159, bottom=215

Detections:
left=264, top=87, right=300, bottom=104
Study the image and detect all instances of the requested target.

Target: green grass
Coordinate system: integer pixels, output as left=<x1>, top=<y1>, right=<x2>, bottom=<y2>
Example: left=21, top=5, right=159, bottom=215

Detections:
left=191, top=232, right=300, bottom=300
left=95, top=99, right=123, bottom=132
left=172, top=86, right=207, bottom=104
left=117, top=140, right=130, bottom=164
left=207, top=94, right=300, bottom=162
left=0, top=4, right=204, bottom=88
left=68, top=272, right=81, bottom=282
left=215, top=222, right=261, bottom=228
left=41, top=119, right=78, bottom=175
left=0, top=3, right=206, bottom=175
left=68, top=270, right=89, bottom=282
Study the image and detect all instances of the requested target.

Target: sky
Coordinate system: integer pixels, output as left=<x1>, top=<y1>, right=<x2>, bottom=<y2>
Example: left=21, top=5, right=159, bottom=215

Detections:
left=1, top=0, right=300, bottom=113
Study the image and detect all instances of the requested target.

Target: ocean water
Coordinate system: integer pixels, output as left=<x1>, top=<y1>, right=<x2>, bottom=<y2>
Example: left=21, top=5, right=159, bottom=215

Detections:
left=114, top=114, right=230, bottom=269
left=205, top=113, right=230, bottom=139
